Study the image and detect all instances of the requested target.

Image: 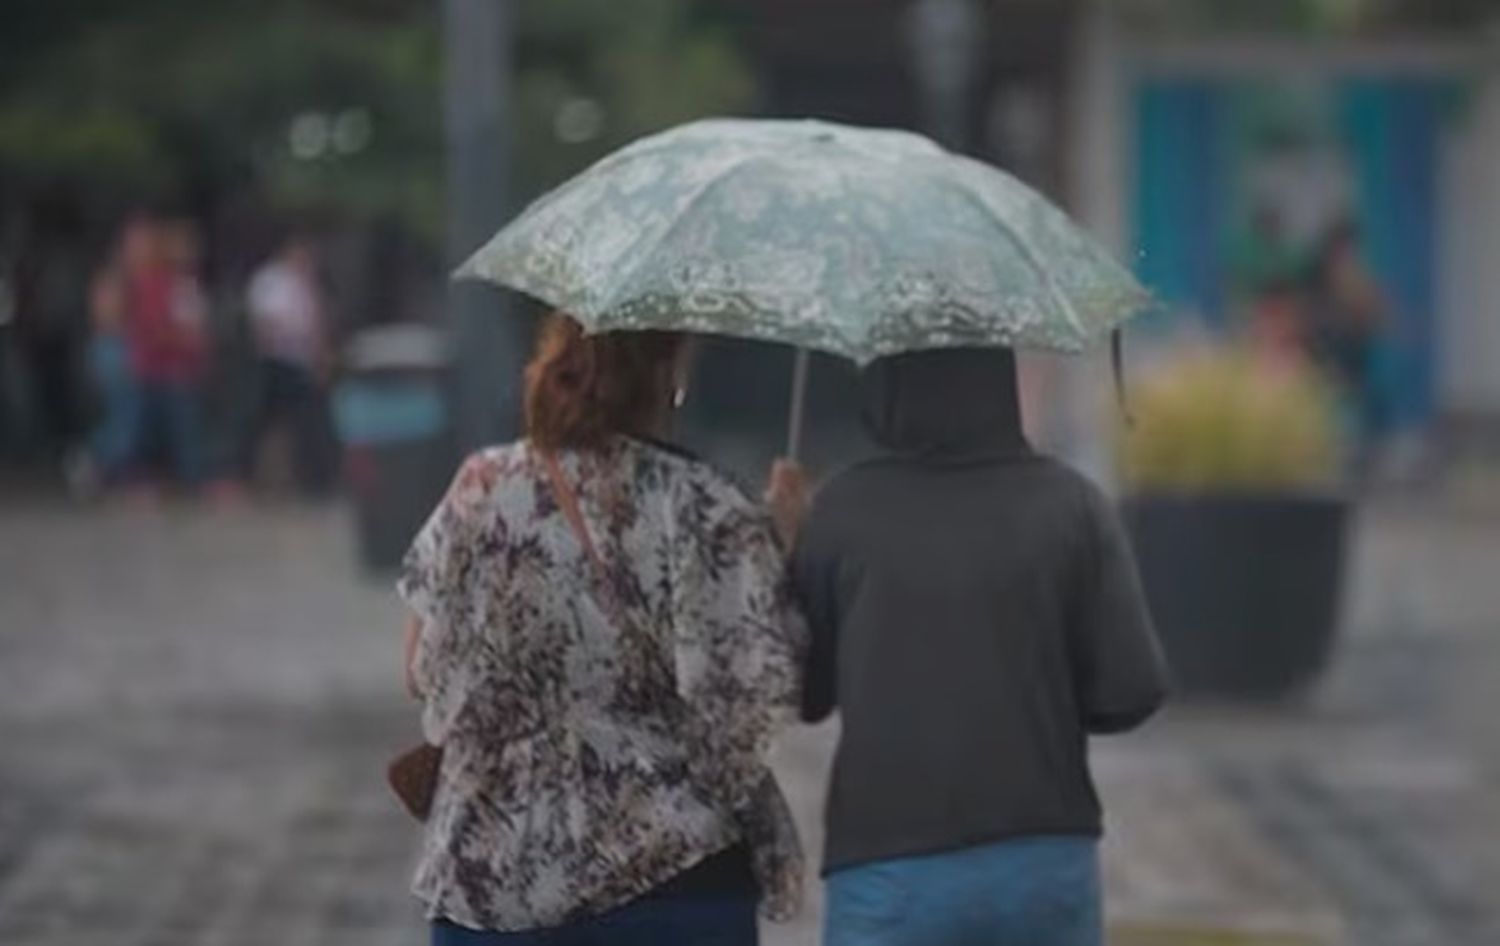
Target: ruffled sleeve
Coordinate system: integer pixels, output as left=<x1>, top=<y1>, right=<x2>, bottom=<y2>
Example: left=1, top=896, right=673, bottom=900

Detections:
left=397, top=451, right=503, bottom=743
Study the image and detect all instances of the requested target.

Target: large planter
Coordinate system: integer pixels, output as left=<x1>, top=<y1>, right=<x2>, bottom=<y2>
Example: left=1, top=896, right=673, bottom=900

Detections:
left=1122, top=493, right=1352, bottom=700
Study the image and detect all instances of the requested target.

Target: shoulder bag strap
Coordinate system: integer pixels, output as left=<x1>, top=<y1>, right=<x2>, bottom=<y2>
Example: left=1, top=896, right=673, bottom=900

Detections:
left=540, top=449, right=608, bottom=580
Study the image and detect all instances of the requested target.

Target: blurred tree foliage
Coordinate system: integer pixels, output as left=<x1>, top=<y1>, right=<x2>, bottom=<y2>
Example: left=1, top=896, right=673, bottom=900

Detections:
left=0, top=0, right=441, bottom=240
left=8, top=0, right=1481, bottom=241
left=0, top=0, right=753, bottom=244
left=514, top=0, right=754, bottom=193
left=1120, top=0, right=1500, bottom=34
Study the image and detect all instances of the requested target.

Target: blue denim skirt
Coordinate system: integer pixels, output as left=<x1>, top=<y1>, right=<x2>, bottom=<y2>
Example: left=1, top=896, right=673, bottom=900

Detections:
left=825, top=835, right=1101, bottom=946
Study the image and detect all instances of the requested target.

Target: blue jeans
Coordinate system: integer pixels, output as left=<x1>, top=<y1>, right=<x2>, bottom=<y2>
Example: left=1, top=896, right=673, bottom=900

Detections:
left=825, top=836, right=1102, bottom=946
left=88, top=336, right=140, bottom=480
left=430, top=894, right=757, bottom=946
left=138, top=381, right=205, bottom=485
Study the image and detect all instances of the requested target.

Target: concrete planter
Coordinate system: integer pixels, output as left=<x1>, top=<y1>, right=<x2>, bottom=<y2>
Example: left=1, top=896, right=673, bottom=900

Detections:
left=1123, top=493, right=1352, bottom=700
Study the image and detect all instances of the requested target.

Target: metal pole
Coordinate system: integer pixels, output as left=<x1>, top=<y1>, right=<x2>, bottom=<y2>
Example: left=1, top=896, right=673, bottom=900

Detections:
left=444, top=0, right=517, bottom=451
left=908, top=0, right=983, bottom=151
left=785, top=348, right=811, bottom=460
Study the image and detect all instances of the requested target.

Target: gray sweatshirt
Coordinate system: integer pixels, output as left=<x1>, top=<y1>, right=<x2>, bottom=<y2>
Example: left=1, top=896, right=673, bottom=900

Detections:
left=791, top=348, right=1168, bottom=873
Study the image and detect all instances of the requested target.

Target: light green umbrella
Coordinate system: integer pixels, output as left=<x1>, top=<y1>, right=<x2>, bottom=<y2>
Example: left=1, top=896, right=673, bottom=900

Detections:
left=458, top=118, right=1150, bottom=453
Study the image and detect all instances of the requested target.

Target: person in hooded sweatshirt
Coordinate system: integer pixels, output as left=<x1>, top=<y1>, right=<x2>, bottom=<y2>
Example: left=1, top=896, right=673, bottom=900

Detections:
left=788, top=347, right=1168, bottom=946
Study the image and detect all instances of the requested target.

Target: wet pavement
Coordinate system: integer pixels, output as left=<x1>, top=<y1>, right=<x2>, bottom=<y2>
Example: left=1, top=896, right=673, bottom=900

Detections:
left=0, top=497, right=1496, bottom=945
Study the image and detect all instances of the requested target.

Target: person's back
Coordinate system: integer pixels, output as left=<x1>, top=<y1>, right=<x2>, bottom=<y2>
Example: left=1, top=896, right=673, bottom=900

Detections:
left=792, top=347, right=1167, bottom=946
left=399, top=316, right=805, bottom=945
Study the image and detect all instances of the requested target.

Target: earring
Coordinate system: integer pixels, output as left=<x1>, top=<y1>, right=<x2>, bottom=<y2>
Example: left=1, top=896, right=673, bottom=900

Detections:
left=672, top=386, right=688, bottom=410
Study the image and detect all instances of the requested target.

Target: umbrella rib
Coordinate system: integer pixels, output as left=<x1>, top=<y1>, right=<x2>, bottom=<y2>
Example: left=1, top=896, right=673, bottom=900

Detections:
left=596, top=154, right=768, bottom=318
left=940, top=168, right=1088, bottom=342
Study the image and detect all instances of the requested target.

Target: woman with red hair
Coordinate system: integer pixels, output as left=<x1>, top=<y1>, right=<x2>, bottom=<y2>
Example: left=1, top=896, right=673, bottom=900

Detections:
left=398, top=314, right=808, bottom=945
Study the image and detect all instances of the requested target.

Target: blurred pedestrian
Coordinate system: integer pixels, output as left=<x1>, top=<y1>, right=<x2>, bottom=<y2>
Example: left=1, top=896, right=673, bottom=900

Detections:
left=241, top=234, right=335, bottom=494
left=1306, top=220, right=1394, bottom=472
left=788, top=348, right=1168, bottom=946
left=398, top=313, right=805, bottom=945
left=65, top=232, right=140, bottom=496
left=1245, top=276, right=1309, bottom=372
left=1231, top=205, right=1299, bottom=307
left=120, top=213, right=209, bottom=491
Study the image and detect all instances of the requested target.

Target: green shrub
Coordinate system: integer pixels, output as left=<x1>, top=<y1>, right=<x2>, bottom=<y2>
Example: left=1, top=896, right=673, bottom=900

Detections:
left=1119, top=348, right=1340, bottom=494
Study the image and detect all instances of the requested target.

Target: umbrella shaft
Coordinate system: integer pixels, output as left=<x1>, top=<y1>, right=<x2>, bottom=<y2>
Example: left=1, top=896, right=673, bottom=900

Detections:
left=786, top=348, right=811, bottom=461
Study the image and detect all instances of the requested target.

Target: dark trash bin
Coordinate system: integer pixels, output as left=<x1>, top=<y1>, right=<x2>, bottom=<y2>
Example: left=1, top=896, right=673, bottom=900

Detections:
left=334, top=326, right=453, bottom=573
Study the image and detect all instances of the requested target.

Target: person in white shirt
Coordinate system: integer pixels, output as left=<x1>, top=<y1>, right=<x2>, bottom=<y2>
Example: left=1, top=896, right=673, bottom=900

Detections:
left=242, top=235, right=334, bottom=494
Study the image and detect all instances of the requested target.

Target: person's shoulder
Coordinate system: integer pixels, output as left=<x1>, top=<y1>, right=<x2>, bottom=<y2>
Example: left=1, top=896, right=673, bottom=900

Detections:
left=468, top=442, right=532, bottom=480
left=1019, top=458, right=1129, bottom=555
left=447, top=443, right=531, bottom=510
left=631, top=440, right=765, bottom=522
left=1021, top=455, right=1116, bottom=515
left=675, top=450, right=758, bottom=509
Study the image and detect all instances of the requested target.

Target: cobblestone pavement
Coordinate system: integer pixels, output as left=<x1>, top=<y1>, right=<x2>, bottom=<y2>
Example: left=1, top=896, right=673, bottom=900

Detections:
left=1, top=499, right=1497, bottom=946
left=0, top=501, right=420, bottom=946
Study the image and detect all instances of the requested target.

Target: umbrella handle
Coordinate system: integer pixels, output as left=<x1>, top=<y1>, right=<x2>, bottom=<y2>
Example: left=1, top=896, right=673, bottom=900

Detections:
left=785, top=348, right=811, bottom=461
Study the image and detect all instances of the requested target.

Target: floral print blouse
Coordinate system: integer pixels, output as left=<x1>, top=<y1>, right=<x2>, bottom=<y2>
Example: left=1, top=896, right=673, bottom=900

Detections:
left=397, top=437, right=806, bottom=931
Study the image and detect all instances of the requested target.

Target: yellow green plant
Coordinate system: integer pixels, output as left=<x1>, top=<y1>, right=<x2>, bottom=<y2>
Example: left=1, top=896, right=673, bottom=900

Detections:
left=1119, top=348, right=1340, bottom=493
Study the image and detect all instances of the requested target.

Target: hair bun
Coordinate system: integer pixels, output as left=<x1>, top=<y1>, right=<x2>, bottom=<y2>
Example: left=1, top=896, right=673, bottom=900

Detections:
left=524, top=313, right=683, bottom=450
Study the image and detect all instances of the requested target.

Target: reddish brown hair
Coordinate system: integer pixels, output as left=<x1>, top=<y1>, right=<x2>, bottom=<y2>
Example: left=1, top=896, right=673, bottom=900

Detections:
left=524, top=313, right=684, bottom=451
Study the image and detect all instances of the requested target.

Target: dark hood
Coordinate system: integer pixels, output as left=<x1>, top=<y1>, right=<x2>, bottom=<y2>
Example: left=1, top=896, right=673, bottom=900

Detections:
left=860, top=347, right=1028, bottom=458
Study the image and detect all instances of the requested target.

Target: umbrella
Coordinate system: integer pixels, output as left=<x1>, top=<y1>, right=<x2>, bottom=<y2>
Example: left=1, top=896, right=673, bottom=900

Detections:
left=458, top=118, right=1151, bottom=454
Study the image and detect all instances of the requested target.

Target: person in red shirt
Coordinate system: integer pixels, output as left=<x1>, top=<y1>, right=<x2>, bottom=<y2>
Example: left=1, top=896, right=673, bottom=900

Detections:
left=121, top=213, right=209, bottom=488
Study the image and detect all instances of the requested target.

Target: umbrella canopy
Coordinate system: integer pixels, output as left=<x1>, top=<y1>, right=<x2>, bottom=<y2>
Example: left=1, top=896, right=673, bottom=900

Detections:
left=457, top=118, right=1150, bottom=365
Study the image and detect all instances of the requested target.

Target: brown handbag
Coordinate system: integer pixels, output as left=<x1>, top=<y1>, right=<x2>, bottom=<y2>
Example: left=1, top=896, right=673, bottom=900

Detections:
left=387, top=741, right=443, bottom=821
left=386, top=451, right=601, bottom=823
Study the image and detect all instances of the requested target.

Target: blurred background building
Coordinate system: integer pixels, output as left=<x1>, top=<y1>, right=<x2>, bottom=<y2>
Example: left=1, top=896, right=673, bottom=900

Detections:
left=747, top=0, right=1500, bottom=482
